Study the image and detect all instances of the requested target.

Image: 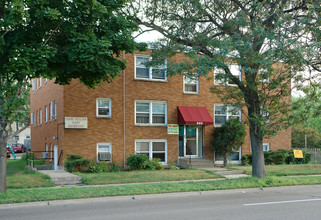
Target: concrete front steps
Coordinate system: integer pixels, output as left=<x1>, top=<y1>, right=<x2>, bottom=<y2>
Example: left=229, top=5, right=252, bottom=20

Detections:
left=178, top=158, right=215, bottom=169
left=39, top=170, right=82, bottom=185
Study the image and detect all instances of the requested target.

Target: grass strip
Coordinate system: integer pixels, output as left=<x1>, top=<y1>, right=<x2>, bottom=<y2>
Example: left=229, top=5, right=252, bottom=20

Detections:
left=1, top=176, right=321, bottom=204
left=7, top=160, right=55, bottom=189
left=230, top=164, right=321, bottom=176
left=77, top=169, right=221, bottom=185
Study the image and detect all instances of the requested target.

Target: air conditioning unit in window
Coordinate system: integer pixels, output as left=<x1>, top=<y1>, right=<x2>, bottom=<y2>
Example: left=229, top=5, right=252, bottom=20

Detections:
left=98, top=152, right=111, bottom=162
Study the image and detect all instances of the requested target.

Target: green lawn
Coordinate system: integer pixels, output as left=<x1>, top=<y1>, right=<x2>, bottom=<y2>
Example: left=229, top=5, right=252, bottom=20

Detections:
left=231, top=164, right=321, bottom=176
left=77, top=169, right=221, bottom=185
left=7, top=159, right=55, bottom=189
left=1, top=176, right=321, bottom=204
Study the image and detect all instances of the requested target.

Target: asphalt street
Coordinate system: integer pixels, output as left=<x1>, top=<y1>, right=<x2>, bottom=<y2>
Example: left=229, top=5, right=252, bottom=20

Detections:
left=1, top=185, right=321, bottom=220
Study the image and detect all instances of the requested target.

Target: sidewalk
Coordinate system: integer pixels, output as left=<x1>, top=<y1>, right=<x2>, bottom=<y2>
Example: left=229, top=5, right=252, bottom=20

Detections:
left=198, top=167, right=250, bottom=179
left=39, top=170, right=82, bottom=185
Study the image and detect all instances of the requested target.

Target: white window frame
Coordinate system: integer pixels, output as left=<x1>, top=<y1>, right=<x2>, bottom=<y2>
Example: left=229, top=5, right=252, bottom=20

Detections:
left=45, top=78, right=48, bottom=84
left=45, top=106, right=48, bottom=123
left=96, top=98, right=112, bottom=118
left=260, top=107, right=270, bottom=123
left=36, top=78, right=39, bottom=90
left=39, top=77, right=42, bottom=88
left=259, top=68, right=270, bottom=83
left=96, top=143, right=112, bottom=163
left=214, top=104, right=242, bottom=127
left=32, top=79, right=36, bottom=92
left=214, top=64, right=241, bottom=86
left=50, top=101, right=57, bottom=120
left=183, top=75, right=199, bottom=94
left=134, top=54, right=167, bottom=81
left=135, top=139, right=167, bottom=164
left=135, top=100, right=167, bottom=126
left=39, top=109, right=42, bottom=125
left=263, top=143, right=270, bottom=152
left=31, top=112, right=35, bottom=125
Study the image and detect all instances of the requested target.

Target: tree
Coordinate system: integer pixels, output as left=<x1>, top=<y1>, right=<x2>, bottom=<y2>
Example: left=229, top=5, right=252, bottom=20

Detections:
left=211, top=118, right=246, bottom=167
left=0, top=0, right=140, bottom=192
left=132, top=0, right=321, bottom=178
left=292, top=83, right=321, bottom=133
left=292, top=125, right=321, bottom=148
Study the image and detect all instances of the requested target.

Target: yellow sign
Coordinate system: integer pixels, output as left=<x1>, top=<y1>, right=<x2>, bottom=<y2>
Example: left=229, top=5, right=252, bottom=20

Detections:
left=167, top=124, right=179, bottom=134
left=65, top=117, right=88, bottom=129
left=293, top=150, right=303, bottom=158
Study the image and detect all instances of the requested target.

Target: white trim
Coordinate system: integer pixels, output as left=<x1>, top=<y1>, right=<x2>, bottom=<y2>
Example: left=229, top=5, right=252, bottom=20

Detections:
left=39, top=109, right=42, bottom=125
left=183, top=75, right=199, bottom=94
left=214, top=147, right=242, bottom=165
left=135, top=100, right=167, bottom=126
left=32, top=79, right=36, bottom=92
left=96, top=98, right=112, bottom=118
left=214, top=104, right=242, bottom=127
left=134, top=54, right=167, bottom=82
left=39, top=77, right=42, bottom=88
left=263, top=143, right=270, bottom=152
left=45, top=106, right=48, bottom=123
left=214, top=64, right=242, bottom=86
left=135, top=139, right=167, bottom=164
left=96, top=143, right=112, bottom=163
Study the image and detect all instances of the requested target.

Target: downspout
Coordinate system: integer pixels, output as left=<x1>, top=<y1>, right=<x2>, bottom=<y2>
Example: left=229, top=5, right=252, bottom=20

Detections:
left=122, top=51, right=126, bottom=169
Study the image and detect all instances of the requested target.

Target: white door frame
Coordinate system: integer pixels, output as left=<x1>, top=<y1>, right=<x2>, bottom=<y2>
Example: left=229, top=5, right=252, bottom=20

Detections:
left=184, top=125, right=199, bottom=158
left=54, top=145, right=58, bottom=170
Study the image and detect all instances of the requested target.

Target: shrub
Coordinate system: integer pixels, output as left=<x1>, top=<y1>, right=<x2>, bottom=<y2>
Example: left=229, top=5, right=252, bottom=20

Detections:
left=126, top=154, right=150, bottom=170
left=125, top=154, right=163, bottom=170
left=149, top=158, right=163, bottom=170
left=88, top=161, right=119, bottom=173
left=64, top=154, right=90, bottom=172
left=242, top=149, right=311, bottom=165
left=169, top=163, right=180, bottom=170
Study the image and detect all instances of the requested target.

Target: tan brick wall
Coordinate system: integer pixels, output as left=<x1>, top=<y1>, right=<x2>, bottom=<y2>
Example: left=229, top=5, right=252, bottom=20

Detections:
left=30, top=78, right=64, bottom=164
left=30, top=53, right=292, bottom=166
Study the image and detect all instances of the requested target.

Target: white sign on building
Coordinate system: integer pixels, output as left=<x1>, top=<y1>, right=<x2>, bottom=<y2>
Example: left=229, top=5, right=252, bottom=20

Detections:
left=64, top=117, right=88, bottom=129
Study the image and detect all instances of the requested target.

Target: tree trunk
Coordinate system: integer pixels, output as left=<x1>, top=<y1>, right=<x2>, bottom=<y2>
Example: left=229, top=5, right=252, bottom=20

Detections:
left=223, top=152, right=228, bottom=167
left=249, top=121, right=265, bottom=178
left=0, top=127, right=7, bottom=192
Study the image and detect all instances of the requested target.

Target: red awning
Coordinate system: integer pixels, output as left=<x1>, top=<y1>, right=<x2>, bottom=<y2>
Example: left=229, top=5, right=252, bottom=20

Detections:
left=177, top=106, right=213, bottom=125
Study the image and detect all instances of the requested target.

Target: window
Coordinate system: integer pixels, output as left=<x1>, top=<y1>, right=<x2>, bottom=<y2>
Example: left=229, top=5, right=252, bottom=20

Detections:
left=214, top=104, right=241, bottom=127
left=31, top=112, right=35, bottom=125
left=263, top=143, right=270, bottom=152
left=45, top=106, right=48, bottom=123
left=50, top=101, right=57, bottom=120
left=96, top=98, right=112, bottom=118
left=14, top=135, right=19, bottom=141
left=184, top=76, right=199, bottom=94
left=45, top=78, right=48, bottom=83
left=35, top=111, right=38, bottom=125
left=39, top=109, right=42, bottom=124
left=214, top=64, right=241, bottom=86
left=36, top=78, right=39, bottom=90
left=96, top=143, right=112, bottom=162
left=260, top=107, right=270, bottom=122
left=135, top=101, right=167, bottom=125
left=39, top=77, right=42, bottom=88
left=136, top=140, right=167, bottom=163
left=32, top=79, right=36, bottom=92
left=135, top=55, right=166, bottom=81
left=259, top=68, right=270, bottom=83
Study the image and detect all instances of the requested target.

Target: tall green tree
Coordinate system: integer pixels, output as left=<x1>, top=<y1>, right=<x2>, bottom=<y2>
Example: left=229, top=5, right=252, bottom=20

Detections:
left=132, top=0, right=321, bottom=178
left=0, top=0, right=140, bottom=192
left=292, top=83, right=321, bottom=132
left=211, top=118, right=246, bottom=167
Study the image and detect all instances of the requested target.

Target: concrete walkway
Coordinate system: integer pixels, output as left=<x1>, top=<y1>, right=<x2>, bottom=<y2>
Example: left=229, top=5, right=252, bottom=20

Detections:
left=199, top=167, right=250, bottom=179
left=39, top=170, right=82, bottom=185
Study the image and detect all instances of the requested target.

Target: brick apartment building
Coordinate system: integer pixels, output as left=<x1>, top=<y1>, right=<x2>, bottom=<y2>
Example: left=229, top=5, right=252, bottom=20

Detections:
left=30, top=52, right=291, bottom=169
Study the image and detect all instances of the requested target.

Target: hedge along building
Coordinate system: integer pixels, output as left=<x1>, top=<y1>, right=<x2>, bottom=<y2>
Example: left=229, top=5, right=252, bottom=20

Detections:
left=30, top=52, right=291, bottom=169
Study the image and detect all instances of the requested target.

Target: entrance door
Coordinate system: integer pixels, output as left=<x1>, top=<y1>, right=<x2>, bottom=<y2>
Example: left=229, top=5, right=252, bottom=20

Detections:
left=179, top=125, right=203, bottom=158
left=54, top=145, right=58, bottom=170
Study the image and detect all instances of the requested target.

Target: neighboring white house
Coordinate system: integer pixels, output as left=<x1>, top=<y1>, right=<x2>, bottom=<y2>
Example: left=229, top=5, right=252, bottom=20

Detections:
left=7, top=122, right=31, bottom=150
